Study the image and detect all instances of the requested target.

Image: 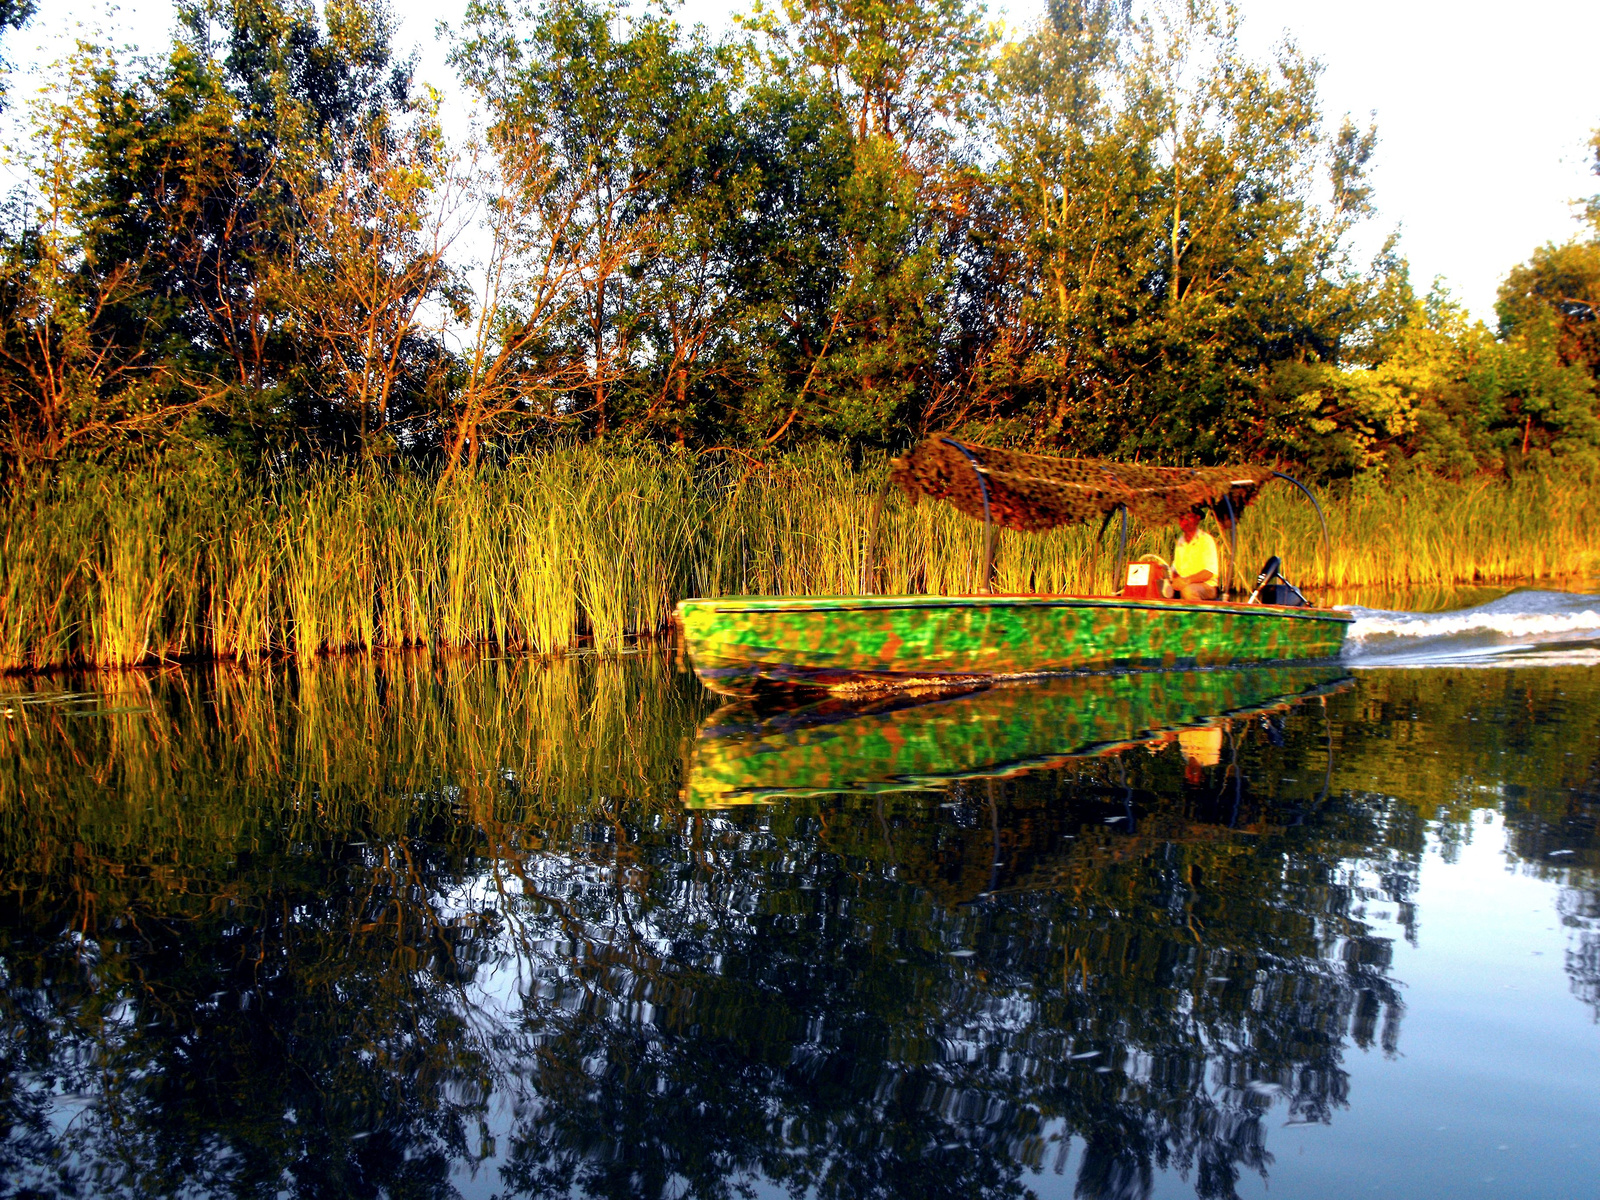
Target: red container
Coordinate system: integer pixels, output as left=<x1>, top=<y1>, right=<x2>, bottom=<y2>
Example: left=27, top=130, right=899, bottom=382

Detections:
left=1123, top=561, right=1167, bottom=599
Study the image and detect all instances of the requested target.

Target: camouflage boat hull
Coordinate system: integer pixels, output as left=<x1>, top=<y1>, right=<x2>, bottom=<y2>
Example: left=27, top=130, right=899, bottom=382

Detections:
left=686, top=664, right=1352, bottom=807
left=676, top=594, right=1353, bottom=698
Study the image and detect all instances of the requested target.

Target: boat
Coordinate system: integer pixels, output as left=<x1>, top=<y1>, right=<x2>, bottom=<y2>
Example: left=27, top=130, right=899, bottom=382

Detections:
left=677, top=436, right=1353, bottom=698
left=685, top=664, right=1352, bottom=807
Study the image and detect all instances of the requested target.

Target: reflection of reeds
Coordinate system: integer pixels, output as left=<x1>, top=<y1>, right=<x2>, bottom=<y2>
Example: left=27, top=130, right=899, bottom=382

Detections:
left=2, top=451, right=1596, bottom=670
left=0, top=651, right=708, bottom=917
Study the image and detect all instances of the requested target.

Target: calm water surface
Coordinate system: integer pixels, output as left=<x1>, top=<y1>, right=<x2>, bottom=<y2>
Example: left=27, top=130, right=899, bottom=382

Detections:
left=1, top=589, right=1598, bottom=1199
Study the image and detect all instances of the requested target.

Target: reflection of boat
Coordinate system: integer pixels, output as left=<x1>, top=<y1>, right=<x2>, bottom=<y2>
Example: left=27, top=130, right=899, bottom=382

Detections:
left=684, top=665, right=1353, bottom=807
left=678, top=439, right=1351, bottom=698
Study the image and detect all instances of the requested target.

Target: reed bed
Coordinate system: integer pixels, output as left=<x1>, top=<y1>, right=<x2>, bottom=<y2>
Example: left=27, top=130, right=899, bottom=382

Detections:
left=1, top=449, right=1596, bottom=671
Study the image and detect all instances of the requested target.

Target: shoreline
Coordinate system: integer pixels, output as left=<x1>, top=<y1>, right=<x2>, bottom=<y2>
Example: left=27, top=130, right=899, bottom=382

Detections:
left=2, top=574, right=1595, bottom=679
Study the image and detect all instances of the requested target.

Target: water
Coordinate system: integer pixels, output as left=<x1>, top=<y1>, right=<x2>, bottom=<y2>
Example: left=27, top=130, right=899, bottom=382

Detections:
left=1342, top=587, right=1600, bottom=667
left=0, top=590, right=1597, bottom=1200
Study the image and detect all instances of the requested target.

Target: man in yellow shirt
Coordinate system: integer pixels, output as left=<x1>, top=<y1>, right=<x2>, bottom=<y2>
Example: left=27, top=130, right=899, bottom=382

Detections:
left=1162, top=509, right=1220, bottom=601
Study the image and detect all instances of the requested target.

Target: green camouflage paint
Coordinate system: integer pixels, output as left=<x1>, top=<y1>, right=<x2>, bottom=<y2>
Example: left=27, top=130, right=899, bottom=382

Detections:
left=676, top=594, right=1353, bottom=698
left=685, top=664, right=1352, bottom=807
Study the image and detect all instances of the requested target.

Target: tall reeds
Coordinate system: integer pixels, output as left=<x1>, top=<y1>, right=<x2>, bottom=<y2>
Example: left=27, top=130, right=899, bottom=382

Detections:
left=1, top=448, right=1596, bottom=671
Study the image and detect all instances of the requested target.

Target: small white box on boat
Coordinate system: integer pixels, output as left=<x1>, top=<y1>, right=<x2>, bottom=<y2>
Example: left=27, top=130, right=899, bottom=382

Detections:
left=1124, top=561, right=1167, bottom=599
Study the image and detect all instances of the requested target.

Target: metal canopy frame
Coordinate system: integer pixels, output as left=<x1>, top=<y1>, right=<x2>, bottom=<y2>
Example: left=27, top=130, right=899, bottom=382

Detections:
left=1270, top=471, right=1331, bottom=602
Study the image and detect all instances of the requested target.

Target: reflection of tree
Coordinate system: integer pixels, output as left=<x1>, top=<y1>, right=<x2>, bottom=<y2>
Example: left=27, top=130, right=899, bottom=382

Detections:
left=1553, top=776, right=1600, bottom=1022
left=0, top=822, right=496, bottom=1197
left=0, top=652, right=709, bottom=1198
left=484, top=736, right=1410, bottom=1200
left=1559, top=886, right=1600, bottom=1020
left=1336, top=669, right=1600, bottom=1024
left=5, top=657, right=1596, bottom=1199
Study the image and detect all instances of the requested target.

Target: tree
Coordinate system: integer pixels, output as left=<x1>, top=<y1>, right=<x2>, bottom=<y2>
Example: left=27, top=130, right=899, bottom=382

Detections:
left=1586, top=125, right=1600, bottom=237
left=1490, top=127, right=1600, bottom=451
left=976, top=0, right=1400, bottom=462
left=431, top=125, right=592, bottom=470
left=454, top=0, right=738, bottom=441
left=70, top=0, right=432, bottom=458
left=277, top=101, right=459, bottom=457
left=0, top=48, right=197, bottom=474
left=1260, top=284, right=1598, bottom=477
left=1497, top=240, right=1600, bottom=383
left=973, top=0, right=1147, bottom=437
left=0, top=0, right=35, bottom=109
left=730, top=0, right=996, bottom=447
left=748, top=0, right=992, bottom=155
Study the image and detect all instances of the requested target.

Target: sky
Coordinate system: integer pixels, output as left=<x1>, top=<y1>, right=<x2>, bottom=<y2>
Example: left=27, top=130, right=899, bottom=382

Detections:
left=8, top=0, right=1599, bottom=325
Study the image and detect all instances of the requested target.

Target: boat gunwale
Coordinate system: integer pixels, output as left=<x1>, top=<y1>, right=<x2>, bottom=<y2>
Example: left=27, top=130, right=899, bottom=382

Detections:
left=676, top=593, right=1355, bottom=624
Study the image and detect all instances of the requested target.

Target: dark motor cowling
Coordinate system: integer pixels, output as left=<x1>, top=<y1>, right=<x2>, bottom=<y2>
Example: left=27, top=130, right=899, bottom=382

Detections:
left=1259, top=581, right=1308, bottom=607
left=1250, top=555, right=1309, bottom=606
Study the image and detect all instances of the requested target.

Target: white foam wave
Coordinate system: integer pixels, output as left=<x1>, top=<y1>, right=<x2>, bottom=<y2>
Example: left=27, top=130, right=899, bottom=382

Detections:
left=1339, top=589, right=1600, bottom=665
left=1348, top=608, right=1600, bottom=643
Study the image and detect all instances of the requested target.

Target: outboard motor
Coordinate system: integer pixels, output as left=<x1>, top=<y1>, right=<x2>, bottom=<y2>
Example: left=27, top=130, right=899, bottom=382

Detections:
left=1247, top=556, right=1308, bottom=606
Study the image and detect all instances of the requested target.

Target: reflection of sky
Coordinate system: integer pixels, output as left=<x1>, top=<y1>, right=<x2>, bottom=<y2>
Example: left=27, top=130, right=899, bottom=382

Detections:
left=1155, top=812, right=1596, bottom=1200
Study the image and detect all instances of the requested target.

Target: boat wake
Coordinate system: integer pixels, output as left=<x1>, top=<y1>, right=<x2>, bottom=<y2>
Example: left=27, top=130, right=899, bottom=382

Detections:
left=1340, top=589, right=1600, bottom=666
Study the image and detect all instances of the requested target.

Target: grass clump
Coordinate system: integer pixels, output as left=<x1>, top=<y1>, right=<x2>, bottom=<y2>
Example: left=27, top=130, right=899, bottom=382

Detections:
left=1, top=449, right=1596, bottom=671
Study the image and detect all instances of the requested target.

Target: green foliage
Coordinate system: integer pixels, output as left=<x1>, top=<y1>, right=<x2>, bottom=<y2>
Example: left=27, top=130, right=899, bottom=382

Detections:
left=1486, top=131, right=1600, bottom=458
left=1498, top=238, right=1600, bottom=380
left=972, top=0, right=1406, bottom=461
left=726, top=0, right=995, bottom=444
left=0, top=0, right=1594, bottom=481
left=0, top=0, right=33, bottom=108
left=3, top=0, right=449, bottom=466
left=1256, top=285, right=1599, bottom=478
left=1587, top=126, right=1600, bottom=237
left=455, top=0, right=735, bottom=439
left=0, top=47, right=202, bottom=475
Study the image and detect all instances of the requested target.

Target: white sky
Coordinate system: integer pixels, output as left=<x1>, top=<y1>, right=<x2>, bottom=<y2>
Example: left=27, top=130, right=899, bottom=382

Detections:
left=8, top=0, right=1599, bottom=325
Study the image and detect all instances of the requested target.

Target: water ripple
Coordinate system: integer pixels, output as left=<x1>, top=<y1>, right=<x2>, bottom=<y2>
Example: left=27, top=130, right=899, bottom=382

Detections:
left=1341, top=589, right=1600, bottom=665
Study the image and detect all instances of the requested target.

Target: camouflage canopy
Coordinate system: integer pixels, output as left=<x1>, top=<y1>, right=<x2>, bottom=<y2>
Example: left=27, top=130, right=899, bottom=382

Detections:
left=888, top=437, right=1277, bottom=533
